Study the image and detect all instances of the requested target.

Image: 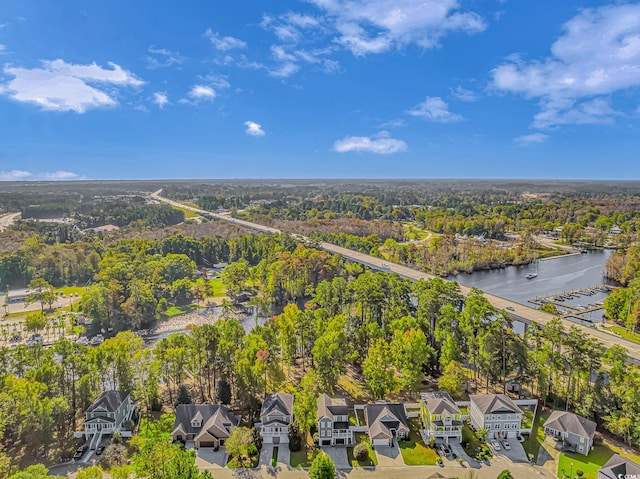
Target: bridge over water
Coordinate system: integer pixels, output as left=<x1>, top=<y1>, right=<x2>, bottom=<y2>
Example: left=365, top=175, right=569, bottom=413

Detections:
left=151, top=190, right=640, bottom=364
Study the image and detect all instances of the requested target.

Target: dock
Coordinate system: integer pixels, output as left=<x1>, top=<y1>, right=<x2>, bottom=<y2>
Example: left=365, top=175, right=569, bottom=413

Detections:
left=529, top=284, right=614, bottom=322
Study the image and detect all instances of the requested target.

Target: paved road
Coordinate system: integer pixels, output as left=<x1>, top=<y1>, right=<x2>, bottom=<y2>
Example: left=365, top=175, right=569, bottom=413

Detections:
left=150, top=190, right=640, bottom=364
left=0, top=212, right=20, bottom=232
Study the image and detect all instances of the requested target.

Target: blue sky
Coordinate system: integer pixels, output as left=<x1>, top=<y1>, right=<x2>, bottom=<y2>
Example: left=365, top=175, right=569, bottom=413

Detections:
left=1, top=0, right=640, bottom=180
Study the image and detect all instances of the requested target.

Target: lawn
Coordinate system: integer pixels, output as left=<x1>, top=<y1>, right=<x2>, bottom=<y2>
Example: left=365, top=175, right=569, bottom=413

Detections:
left=461, top=424, right=485, bottom=460
left=402, top=223, right=432, bottom=241
left=347, top=433, right=378, bottom=467
left=208, top=278, right=226, bottom=297
left=227, top=456, right=259, bottom=468
left=173, top=205, right=199, bottom=219
left=557, top=445, right=615, bottom=479
left=523, top=409, right=548, bottom=463
left=605, top=325, right=640, bottom=345
left=338, top=375, right=367, bottom=402
left=164, top=304, right=198, bottom=318
left=271, top=446, right=278, bottom=466
left=522, top=409, right=535, bottom=429
left=355, top=408, right=365, bottom=426
left=290, top=434, right=318, bottom=467
left=399, top=419, right=437, bottom=465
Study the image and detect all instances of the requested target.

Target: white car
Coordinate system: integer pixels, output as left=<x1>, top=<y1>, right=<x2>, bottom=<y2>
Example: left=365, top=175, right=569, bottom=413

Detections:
left=89, top=334, right=104, bottom=346
left=76, top=337, right=89, bottom=346
left=491, top=440, right=501, bottom=451
left=501, top=440, right=511, bottom=450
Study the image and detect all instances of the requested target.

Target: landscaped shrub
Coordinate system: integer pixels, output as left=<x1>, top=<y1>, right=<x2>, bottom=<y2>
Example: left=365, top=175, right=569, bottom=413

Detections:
left=354, top=443, right=369, bottom=462
left=248, top=444, right=258, bottom=457
left=576, top=470, right=584, bottom=477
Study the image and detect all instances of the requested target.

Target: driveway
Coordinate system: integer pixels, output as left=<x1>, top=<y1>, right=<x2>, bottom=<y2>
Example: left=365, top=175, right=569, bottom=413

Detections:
left=276, top=446, right=290, bottom=466
left=197, top=447, right=228, bottom=467
left=374, top=444, right=404, bottom=467
left=259, top=445, right=274, bottom=466
left=324, top=447, right=350, bottom=469
left=496, top=438, right=528, bottom=463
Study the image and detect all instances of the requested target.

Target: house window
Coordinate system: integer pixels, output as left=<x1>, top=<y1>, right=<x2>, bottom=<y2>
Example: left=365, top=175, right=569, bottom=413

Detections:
left=580, top=437, right=585, bottom=443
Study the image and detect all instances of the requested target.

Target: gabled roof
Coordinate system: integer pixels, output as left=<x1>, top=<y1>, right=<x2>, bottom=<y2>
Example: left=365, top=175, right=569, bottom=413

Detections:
left=599, top=454, right=640, bottom=479
left=87, top=391, right=130, bottom=414
left=543, top=411, right=596, bottom=439
left=173, top=404, right=239, bottom=439
left=317, top=394, right=349, bottom=421
left=421, top=392, right=461, bottom=416
left=469, top=394, right=522, bottom=415
left=364, top=402, right=409, bottom=440
left=261, top=393, right=294, bottom=418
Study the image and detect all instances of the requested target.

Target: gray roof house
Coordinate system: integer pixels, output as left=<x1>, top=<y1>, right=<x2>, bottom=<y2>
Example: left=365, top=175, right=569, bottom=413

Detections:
left=599, top=454, right=640, bottom=479
left=544, top=411, right=596, bottom=456
left=171, top=404, right=239, bottom=449
left=364, top=402, right=409, bottom=446
left=469, top=394, right=523, bottom=439
left=80, top=391, right=134, bottom=447
left=259, top=393, right=294, bottom=444
left=317, top=394, right=353, bottom=447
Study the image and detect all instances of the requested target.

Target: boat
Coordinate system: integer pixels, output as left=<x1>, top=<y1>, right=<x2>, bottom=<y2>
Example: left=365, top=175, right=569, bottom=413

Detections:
left=525, top=272, right=537, bottom=279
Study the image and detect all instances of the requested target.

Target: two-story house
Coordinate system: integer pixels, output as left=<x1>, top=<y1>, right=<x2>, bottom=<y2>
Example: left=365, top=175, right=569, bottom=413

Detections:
left=599, top=454, right=640, bottom=479
left=364, top=402, right=409, bottom=446
left=171, top=404, right=239, bottom=449
left=543, top=411, right=596, bottom=456
left=317, top=394, right=353, bottom=446
left=82, top=391, right=134, bottom=444
left=469, top=394, right=522, bottom=439
left=259, top=393, right=294, bottom=444
left=420, top=392, right=463, bottom=443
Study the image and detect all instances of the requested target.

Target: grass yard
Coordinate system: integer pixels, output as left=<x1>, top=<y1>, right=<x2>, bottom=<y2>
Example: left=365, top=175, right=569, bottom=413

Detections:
left=290, top=433, right=318, bottom=467
left=208, top=278, right=226, bottom=297
left=163, top=304, right=198, bottom=318
left=173, top=205, right=199, bottom=219
left=271, top=446, right=278, bottom=466
left=402, top=223, right=432, bottom=241
left=522, top=409, right=535, bottom=429
left=461, top=424, right=485, bottom=460
left=399, top=419, right=437, bottom=465
left=523, top=409, right=548, bottom=463
left=605, top=325, right=640, bottom=345
left=557, top=446, right=615, bottom=479
left=355, top=409, right=365, bottom=426
left=227, top=456, right=259, bottom=468
left=347, top=433, right=378, bottom=467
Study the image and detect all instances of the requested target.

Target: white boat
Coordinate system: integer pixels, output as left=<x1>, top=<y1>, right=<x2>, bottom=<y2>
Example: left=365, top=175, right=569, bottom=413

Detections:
left=525, top=272, right=538, bottom=279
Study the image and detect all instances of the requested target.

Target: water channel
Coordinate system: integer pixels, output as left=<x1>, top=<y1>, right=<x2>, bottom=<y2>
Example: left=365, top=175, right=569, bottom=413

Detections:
left=452, top=249, right=616, bottom=324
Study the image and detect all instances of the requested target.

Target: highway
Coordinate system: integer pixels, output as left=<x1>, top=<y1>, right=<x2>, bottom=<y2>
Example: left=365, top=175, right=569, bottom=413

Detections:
left=0, top=212, right=20, bottom=232
left=151, top=190, right=640, bottom=364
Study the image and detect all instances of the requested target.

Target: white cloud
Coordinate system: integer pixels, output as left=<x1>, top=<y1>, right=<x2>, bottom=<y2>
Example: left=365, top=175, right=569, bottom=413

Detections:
left=269, top=62, right=299, bottom=78
left=152, top=92, right=169, bottom=109
left=1, top=59, right=143, bottom=113
left=0, top=169, right=32, bottom=180
left=309, top=0, right=486, bottom=56
left=41, top=170, right=80, bottom=180
left=0, top=44, right=7, bottom=54
left=450, top=86, right=477, bottom=102
left=244, top=121, right=265, bottom=136
left=333, top=132, right=408, bottom=154
left=407, top=96, right=462, bottom=122
left=514, top=132, right=549, bottom=146
left=188, top=85, right=216, bottom=100
left=0, top=170, right=81, bottom=181
left=203, top=74, right=231, bottom=90
left=491, top=4, right=640, bottom=129
left=146, top=46, right=183, bottom=69
left=204, top=29, right=247, bottom=51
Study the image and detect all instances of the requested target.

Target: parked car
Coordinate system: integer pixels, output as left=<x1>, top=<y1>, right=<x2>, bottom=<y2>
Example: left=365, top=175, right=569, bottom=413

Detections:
left=95, top=444, right=105, bottom=455
left=501, top=439, right=511, bottom=450
left=89, top=334, right=104, bottom=346
left=491, top=440, right=501, bottom=451
left=506, top=306, right=515, bottom=311
left=73, top=444, right=88, bottom=460
left=76, top=337, right=89, bottom=346
left=439, top=444, right=451, bottom=456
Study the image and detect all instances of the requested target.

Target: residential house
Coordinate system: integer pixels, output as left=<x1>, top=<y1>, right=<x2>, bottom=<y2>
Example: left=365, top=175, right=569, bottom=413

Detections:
left=599, top=454, right=640, bottom=479
left=259, top=393, right=294, bottom=444
left=82, top=391, right=134, bottom=442
left=469, top=394, right=522, bottom=439
left=364, top=402, right=409, bottom=446
left=420, top=392, right=463, bottom=443
left=317, top=394, right=353, bottom=446
left=171, top=404, right=239, bottom=449
left=543, top=411, right=596, bottom=456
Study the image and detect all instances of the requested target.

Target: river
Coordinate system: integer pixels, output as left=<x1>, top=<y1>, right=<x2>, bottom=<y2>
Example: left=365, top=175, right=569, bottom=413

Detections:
left=452, top=250, right=616, bottom=324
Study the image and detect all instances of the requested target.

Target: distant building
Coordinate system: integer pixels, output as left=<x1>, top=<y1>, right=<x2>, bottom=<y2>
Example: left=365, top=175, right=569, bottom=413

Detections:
left=171, top=404, right=239, bottom=449
left=89, top=224, right=120, bottom=233
left=317, top=394, right=353, bottom=446
left=610, top=226, right=622, bottom=235
left=598, top=454, right=640, bottom=479
left=420, top=392, right=463, bottom=443
left=469, top=394, right=522, bottom=439
left=6, top=288, right=30, bottom=304
left=543, top=411, right=596, bottom=456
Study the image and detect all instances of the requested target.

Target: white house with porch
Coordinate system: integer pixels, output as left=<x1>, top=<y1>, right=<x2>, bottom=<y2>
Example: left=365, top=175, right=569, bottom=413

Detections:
left=76, top=390, right=134, bottom=448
